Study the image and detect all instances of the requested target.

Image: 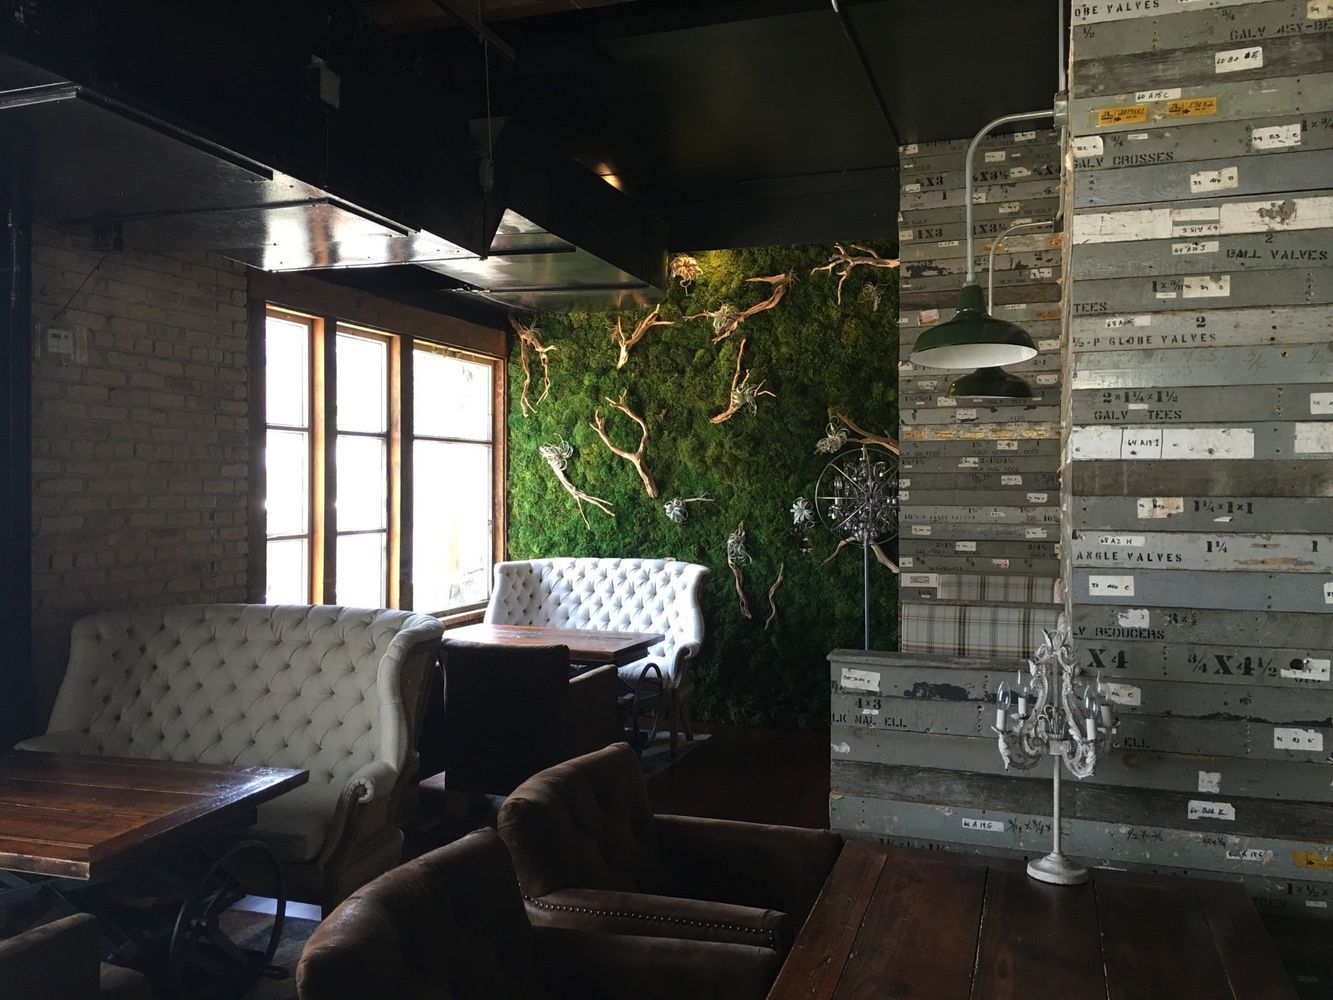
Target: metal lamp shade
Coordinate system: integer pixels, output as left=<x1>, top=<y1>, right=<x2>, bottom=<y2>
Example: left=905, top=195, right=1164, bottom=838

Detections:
left=909, top=284, right=1039, bottom=369
left=949, top=366, right=1033, bottom=399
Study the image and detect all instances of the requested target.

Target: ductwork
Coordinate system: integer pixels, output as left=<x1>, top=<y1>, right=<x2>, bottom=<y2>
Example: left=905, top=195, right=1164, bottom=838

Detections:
left=0, top=0, right=666, bottom=311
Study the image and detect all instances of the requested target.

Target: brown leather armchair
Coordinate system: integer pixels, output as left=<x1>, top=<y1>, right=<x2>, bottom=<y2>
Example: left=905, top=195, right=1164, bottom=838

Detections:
left=497, top=742, right=843, bottom=960
left=418, top=639, right=620, bottom=795
left=0, top=913, right=151, bottom=1000
left=296, top=827, right=780, bottom=1000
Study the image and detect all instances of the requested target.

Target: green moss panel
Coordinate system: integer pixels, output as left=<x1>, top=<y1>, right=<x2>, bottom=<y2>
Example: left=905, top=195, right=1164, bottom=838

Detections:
left=506, top=243, right=899, bottom=730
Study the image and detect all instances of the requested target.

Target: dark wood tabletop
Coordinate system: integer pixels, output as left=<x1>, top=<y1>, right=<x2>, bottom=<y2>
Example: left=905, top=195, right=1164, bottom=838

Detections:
left=768, top=840, right=1298, bottom=1000
left=445, top=623, right=665, bottom=666
left=0, top=752, right=307, bottom=881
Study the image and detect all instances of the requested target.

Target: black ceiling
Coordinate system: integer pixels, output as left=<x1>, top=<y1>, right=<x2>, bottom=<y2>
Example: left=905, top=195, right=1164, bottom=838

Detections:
left=393, top=0, right=1068, bottom=250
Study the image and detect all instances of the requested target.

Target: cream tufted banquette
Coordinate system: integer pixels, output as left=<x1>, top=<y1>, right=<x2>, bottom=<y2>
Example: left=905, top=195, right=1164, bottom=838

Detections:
left=17, top=604, right=444, bottom=908
left=483, top=558, right=708, bottom=751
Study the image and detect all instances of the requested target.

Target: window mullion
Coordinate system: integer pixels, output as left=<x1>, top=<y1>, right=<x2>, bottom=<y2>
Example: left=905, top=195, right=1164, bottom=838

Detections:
left=317, top=316, right=336, bottom=603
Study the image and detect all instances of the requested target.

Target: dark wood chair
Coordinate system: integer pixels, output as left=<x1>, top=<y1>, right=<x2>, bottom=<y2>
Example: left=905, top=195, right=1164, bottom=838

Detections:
left=0, top=912, right=151, bottom=1000
left=418, top=639, right=620, bottom=796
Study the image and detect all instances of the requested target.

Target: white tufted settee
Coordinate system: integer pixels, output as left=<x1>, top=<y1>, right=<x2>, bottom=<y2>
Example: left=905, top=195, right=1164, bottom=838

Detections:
left=483, top=558, right=709, bottom=752
left=17, top=604, right=444, bottom=909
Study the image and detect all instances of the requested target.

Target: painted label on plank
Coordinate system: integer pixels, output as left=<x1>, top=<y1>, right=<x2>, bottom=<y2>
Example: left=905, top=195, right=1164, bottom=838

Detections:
left=1187, top=800, right=1236, bottom=821
left=1198, top=772, right=1221, bottom=794
left=1273, top=727, right=1324, bottom=751
left=1167, top=97, right=1219, bottom=119
left=1098, top=104, right=1150, bottom=127
left=1138, top=497, right=1184, bottom=518
left=1214, top=46, right=1263, bottom=73
left=961, top=818, right=1005, bottom=832
left=839, top=668, right=880, bottom=692
left=1296, top=423, right=1333, bottom=453
left=1252, top=123, right=1303, bottom=149
left=1089, top=575, right=1135, bottom=596
left=1189, top=167, right=1239, bottom=193
left=1280, top=658, right=1331, bottom=681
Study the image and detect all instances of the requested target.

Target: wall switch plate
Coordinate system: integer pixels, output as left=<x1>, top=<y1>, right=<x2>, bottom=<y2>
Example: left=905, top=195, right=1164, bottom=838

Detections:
left=46, top=326, right=74, bottom=356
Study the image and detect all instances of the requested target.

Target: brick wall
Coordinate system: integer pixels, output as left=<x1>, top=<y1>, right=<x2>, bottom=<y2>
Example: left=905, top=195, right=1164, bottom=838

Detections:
left=28, top=226, right=250, bottom=721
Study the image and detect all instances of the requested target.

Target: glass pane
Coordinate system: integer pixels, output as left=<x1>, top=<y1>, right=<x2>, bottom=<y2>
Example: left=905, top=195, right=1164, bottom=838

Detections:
left=266, top=429, right=309, bottom=537
left=337, top=532, right=387, bottom=608
left=267, top=538, right=309, bottom=604
left=336, top=331, right=387, bottom=433
left=266, top=315, right=309, bottom=428
left=413, top=441, right=492, bottom=612
left=414, top=349, right=493, bottom=441
left=335, top=435, right=387, bottom=532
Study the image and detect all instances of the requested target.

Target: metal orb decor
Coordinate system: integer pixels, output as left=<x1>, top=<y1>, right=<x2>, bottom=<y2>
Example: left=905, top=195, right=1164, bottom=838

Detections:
left=814, top=445, right=899, bottom=649
left=994, top=613, right=1118, bottom=886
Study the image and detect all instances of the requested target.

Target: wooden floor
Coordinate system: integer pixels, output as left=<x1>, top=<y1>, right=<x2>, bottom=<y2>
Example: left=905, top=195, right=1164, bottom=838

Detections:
left=646, top=724, right=830, bottom=829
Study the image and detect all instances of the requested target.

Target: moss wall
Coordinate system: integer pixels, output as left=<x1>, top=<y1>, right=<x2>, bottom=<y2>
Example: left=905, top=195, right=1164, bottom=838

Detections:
left=506, top=244, right=899, bottom=730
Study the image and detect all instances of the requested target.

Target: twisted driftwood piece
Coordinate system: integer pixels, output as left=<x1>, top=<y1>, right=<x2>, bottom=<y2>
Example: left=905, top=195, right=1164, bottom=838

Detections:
left=590, top=391, right=659, bottom=498
left=764, top=562, right=785, bottom=630
left=612, top=305, right=673, bottom=370
left=830, top=411, right=900, bottom=455
left=685, top=272, right=794, bottom=344
left=811, top=243, right=900, bottom=304
left=510, top=315, right=556, bottom=416
left=822, top=537, right=899, bottom=575
left=710, top=338, right=775, bottom=424
left=726, top=521, right=753, bottom=619
left=539, top=441, right=614, bottom=526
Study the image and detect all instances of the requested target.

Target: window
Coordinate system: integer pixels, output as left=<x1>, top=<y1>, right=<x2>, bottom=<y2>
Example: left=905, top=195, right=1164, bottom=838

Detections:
left=259, top=304, right=502, bottom=615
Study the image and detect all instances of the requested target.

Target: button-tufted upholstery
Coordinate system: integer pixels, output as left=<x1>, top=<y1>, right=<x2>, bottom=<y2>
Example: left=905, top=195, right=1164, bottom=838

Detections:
left=18, top=604, right=444, bottom=909
left=296, top=827, right=780, bottom=1000
left=498, top=743, right=843, bottom=966
left=484, top=558, right=708, bottom=751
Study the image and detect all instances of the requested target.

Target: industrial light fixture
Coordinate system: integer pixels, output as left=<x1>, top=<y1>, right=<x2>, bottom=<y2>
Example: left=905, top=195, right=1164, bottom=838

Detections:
left=910, top=0, right=1069, bottom=383
left=949, top=366, right=1033, bottom=399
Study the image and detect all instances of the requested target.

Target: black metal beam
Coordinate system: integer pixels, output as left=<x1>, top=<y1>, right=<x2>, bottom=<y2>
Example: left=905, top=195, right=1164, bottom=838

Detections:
left=0, top=152, right=35, bottom=745
left=426, top=0, right=517, bottom=60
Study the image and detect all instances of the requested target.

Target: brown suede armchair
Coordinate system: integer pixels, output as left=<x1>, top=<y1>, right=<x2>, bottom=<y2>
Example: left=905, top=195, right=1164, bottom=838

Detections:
left=418, top=639, right=621, bottom=796
left=296, top=827, right=779, bottom=1000
left=497, top=742, right=843, bottom=960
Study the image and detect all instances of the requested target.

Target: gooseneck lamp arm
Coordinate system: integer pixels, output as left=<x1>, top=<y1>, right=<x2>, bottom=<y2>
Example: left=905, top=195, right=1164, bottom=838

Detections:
left=963, top=109, right=1057, bottom=285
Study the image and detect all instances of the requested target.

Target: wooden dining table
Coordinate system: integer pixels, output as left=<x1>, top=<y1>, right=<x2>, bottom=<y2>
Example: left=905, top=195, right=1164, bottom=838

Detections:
left=0, top=751, right=307, bottom=882
left=445, top=622, right=665, bottom=667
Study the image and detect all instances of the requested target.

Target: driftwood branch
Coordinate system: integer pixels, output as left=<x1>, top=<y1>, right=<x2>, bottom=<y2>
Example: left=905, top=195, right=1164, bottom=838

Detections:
left=710, top=338, right=775, bottom=424
left=811, top=243, right=900, bottom=304
left=539, top=441, right=614, bottom=526
left=764, top=562, right=785, bottom=630
left=830, top=411, right=900, bottom=455
left=510, top=315, right=557, bottom=416
left=590, top=391, right=659, bottom=498
left=821, top=537, right=898, bottom=575
left=612, top=305, right=673, bottom=370
left=726, top=520, right=752, bottom=620
left=685, top=271, right=795, bottom=344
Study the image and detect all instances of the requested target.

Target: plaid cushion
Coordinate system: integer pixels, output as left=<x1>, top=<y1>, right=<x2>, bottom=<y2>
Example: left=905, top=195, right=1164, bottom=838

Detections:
left=900, top=602, right=1061, bottom=658
left=902, top=574, right=1059, bottom=604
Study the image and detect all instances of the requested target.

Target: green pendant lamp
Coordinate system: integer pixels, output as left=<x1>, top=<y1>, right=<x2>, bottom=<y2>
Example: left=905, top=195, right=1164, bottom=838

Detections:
left=949, top=365, right=1034, bottom=399
left=910, top=285, right=1038, bottom=370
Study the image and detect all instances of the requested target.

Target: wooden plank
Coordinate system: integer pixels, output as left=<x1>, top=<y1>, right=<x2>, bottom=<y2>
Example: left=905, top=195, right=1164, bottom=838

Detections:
left=900, top=302, right=1062, bottom=330
left=1071, top=567, right=1333, bottom=613
left=1074, top=494, right=1333, bottom=532
left=903, top=405, right=1061, bottom=427
left=902, top=504, right=1062, bottom=524
left=900, top=539, right=1058, bottom=560
left=1079, top=148, right=1333, bottom=208
left=1077, top=31, right=1333, bottom=99
left=1070, top=457, right=1333, bottom=496
left=1071, top=230, right=1333, bottom=280
left=1070, top=304, right=1333, bottom=351
left=1070, top=72, right=1333, bottom=136
left=828, top=796, right=1333, bottom=883
left=1073, top=383, right=1333, bottom=425
left=766, top=841, right=888, bottom=1000
left=903, top=522, right=1059, bottom=543
left=900, top=438, right=1061, bottom=460
left=972, top=868, right=1105, bottom=1000
left=901, top=176, right=1062, bottom=212
left=1074, top=191, right=1333, bottom=245
left=830, top=725, right=1333, bottom=803
left=901, top=490, right=1060, bottom=508
left=1072, top=0, right=1279, bottom=27
left=899, top=131, right=1061, bottom=159
left=902, top=424, right=1062, bottom=442
left=900, top=233, right=1062, bottom=265
left=1097, top=878, right=1235, bottom=999
left=1069, top=423, right=1333, bottom=460
left=1193, top=878, right=1301, bottom=999
left=902, top=248, right=1063, bottom=279
left=1072, top=267, right=1333, bottom=316
left=899, top=197, right=1064, bottom=230
left=1073, top=635, right=1331, bottom=689
left=1072, top=343, right=1333, bottom=389
left=830, top=854, right=986, bottom=1000
left=902, top=279, right=1063, bottom=312
left=898, top=555, right=1062, bottom=575
left=1072, top=0, right=1330, bottom=61
left=1068, top=602, right=1333, bottom=649
left=1070, top=529, right=1333, bottom=573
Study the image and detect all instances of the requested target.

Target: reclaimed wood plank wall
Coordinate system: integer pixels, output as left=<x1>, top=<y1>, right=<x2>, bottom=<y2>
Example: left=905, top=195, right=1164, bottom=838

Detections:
left=836, top=0, right=1333, bottom=920
left=897, top=128, right=1065, bottom=657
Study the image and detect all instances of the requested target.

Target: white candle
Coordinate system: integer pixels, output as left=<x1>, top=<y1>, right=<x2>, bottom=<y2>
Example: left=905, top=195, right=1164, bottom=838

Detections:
left=1100, top=704, right=1113, bottom=728
left=1085, top=716, right=1097, bottom=741
left=996, top=707, right=1007, bottom=731
left=1017, top=695, right=1028, bottom=718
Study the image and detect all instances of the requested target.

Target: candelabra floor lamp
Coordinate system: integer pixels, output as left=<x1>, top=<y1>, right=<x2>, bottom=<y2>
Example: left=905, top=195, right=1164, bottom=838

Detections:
left=994, top=614, right=1116, bottom=885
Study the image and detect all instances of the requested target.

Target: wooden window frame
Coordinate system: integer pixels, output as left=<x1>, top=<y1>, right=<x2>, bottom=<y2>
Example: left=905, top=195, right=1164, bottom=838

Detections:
left=248, top=272, right=508, bottom=615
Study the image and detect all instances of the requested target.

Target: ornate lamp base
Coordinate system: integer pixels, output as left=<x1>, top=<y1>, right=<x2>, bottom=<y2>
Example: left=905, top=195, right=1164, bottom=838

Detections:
left=1027, top=852, right=1089, bottom=886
